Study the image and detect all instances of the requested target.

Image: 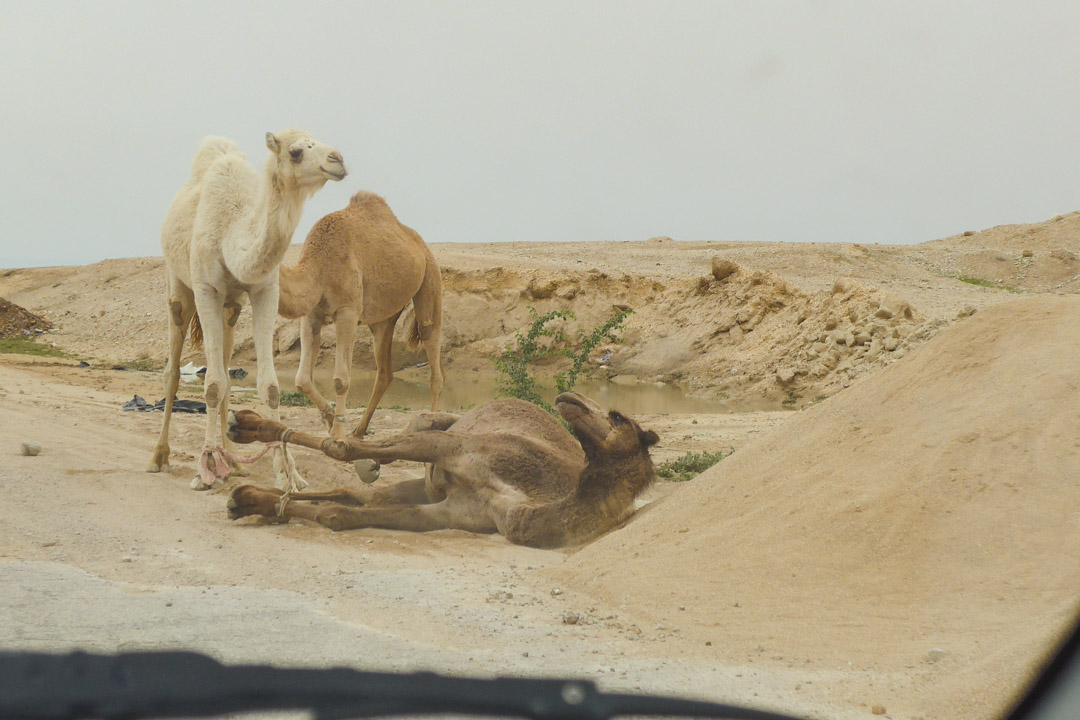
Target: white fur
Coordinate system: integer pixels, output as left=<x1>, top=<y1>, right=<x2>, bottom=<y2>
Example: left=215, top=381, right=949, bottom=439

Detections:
left=149, top=130, right=346, bottom=490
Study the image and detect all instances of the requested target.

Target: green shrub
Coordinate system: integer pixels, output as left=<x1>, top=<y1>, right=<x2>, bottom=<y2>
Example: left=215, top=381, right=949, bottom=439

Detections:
left=0, top=337, right=69, bottom=358
left=493, top=306, right=632, bottom=415
left=279, top=390, right=314, bottom=407
left=656, top=449, right=729, bottom=482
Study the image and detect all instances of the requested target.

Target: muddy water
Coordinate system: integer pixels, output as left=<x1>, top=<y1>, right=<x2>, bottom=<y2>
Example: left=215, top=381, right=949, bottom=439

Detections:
left=274, top=365, right=747, bottom=415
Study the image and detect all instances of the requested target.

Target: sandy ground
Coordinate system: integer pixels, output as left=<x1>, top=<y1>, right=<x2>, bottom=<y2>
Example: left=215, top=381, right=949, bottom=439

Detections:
left=2, top=218, right=1080, bottom=719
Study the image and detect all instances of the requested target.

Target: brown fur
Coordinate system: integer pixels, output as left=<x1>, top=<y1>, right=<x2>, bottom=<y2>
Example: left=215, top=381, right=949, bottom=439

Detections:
left=278, top=191, right=444, bottom=438
left=225, top=392, right=659, bottom=548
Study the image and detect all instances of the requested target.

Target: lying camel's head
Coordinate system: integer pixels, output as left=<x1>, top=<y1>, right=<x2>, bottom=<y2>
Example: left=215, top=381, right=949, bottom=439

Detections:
left=554, top=392, right=659, bottom=461
left=266, top=129, right=347, bottom=188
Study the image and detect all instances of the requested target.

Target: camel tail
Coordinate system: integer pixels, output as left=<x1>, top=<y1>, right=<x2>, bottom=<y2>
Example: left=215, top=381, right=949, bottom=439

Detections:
left=407, top=248, right=443, bottom=353
left=189, top=311, right=204, bottom=351
left=405, top=309, right=422, bottom=352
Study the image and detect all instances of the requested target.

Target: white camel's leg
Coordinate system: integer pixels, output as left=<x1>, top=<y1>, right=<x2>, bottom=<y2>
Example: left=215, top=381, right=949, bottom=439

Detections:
left=351, top=314, right=400, bottom=438
left=148, top=276, right=194, bottom=473
left=218, top=298, right=249, bottom=477
left=295, top=315, right=335, bottom=429
left=250, top=283, right=306, bottom=491
left=329, top=307, right=358, bottom=438
left=191, top=283, right=229, bottom=489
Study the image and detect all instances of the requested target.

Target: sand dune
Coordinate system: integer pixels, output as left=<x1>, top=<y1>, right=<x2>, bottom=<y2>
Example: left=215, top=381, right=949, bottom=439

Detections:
left=553, top=296, right=1080, bottom=718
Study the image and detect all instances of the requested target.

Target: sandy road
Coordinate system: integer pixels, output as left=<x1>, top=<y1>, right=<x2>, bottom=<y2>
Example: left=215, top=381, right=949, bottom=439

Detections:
left=0, top=358, right=854, bottom=719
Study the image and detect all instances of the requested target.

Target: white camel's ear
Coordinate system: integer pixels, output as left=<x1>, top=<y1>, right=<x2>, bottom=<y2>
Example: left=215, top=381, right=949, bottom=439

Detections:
left=265, top=132, right=280, bottom=152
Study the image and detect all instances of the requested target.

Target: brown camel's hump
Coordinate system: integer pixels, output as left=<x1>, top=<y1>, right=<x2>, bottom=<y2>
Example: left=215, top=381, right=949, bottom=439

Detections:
left=348, top=191, right=398, bottom=220
left=453, top=398, right=584, bottom=459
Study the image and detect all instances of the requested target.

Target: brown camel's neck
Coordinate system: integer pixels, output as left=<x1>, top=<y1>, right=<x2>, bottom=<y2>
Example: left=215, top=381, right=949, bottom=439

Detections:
left=224, top=156, right=310, bottom=285
left=511, top=455, right=655, bottom=548
left=277, top=255, right=322, bottom=319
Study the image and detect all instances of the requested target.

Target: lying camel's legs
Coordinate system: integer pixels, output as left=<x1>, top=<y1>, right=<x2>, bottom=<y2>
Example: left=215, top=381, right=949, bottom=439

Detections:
left=404, top=412, right=460, bottom=433
left=228, top=410, right=463, bottom=467
left=226, top=485, right=493, bottom=534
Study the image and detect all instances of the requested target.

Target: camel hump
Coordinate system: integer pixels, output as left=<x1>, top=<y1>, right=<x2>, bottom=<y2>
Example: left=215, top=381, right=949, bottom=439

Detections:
left=349, top=190, right=390, bottom=209
left=189, top=136, right=241, bottom=181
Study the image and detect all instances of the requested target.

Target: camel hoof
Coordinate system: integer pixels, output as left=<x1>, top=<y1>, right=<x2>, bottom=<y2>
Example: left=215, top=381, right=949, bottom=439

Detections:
left=227, top=484, right=283, bottom=520
left=354, top=459, right=380, bottom=484
left=190, top=476, right=216, bottom=491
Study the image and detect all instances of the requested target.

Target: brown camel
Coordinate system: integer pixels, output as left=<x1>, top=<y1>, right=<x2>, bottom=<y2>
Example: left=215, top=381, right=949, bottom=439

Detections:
left=224, top=392, right=660, bottom=548
left=278, top=191, right=444, bottom=438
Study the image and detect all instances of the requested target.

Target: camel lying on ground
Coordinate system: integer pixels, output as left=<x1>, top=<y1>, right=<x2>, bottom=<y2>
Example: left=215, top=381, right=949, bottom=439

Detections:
left=278, top=191, right=444, bottom=439
left=224, top=392, right=659, bottom=548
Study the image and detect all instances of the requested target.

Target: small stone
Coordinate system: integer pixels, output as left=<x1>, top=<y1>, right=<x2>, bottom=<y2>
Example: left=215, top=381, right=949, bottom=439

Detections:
left=562, top=611, right=580, bottom=625
left=884, top=338, right=899, bottom=352
left=21, top=442, right=42, bottom=456
left=963, top=230, right=976, bottom=237
left=926, top=648, right=948, bottom=664
left=957, top=306, right=976, bottom=319
left=776, top=367, right=796, bottom=384
left=871, top=705, right=886, bottom=715
left=551, top=588, right=563, bottom=596
left=1022, top=249, right=1034, bottom=258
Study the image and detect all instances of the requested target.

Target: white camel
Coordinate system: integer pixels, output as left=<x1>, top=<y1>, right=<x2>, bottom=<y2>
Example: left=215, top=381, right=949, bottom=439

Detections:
left=147, top=130, right=346, bottom=491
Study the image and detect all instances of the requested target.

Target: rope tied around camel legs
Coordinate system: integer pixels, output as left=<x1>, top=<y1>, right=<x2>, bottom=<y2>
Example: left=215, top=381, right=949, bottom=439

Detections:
left=217, top=429, right=294, bottom=465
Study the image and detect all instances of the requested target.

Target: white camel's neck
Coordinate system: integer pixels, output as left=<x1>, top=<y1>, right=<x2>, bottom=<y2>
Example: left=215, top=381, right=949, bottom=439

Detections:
left=224, top=157, right=309, bottom=285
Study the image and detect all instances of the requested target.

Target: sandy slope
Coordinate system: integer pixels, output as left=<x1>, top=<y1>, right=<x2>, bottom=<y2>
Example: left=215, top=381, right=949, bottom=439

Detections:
left=552, top=296, right=1080, bottom=719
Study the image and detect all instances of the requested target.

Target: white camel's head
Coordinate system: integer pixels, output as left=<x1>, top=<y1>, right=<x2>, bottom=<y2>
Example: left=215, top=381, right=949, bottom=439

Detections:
left=265, top=129, right=347, bottom=188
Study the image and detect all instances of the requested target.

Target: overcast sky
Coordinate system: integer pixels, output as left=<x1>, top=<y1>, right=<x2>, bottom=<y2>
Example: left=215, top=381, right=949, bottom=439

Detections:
left=3, top=1, right=1080, bottom=268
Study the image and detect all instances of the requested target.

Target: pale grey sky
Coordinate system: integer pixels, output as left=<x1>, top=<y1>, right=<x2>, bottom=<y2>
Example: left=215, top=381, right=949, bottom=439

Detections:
left=3, top=1, right=1080, bottom=268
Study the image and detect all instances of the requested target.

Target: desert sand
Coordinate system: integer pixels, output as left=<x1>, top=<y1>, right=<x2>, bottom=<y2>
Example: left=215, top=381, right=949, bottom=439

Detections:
left=1, top=214, right=1079, bottom=719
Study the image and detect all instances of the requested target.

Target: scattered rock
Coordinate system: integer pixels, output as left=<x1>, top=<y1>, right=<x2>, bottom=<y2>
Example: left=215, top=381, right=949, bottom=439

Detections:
left=871, top=705, right=886, bottom=715
left=957, top=306, right=977, bottom=319
left=776, top=367, right=796, bottom=384
left=874, top=307, right=893, bottom=320
left=1022, top=249, right=1034, bottom=258
left=21, top=441, right=42, bottom=457
left=710, top=257, right=738, bottom=281
left=562, top=611, right=580, bottom=625
left=0, top=297, right=53, bottom=339
left=551, top=588, right=563, bottom=597
left=963, top=230, right=976, bottom=237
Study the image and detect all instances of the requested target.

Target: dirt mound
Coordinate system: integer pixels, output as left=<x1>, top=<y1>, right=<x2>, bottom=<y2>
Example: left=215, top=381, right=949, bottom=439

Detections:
left=913, top=211, right=1080, bottom=293
left=552, top=296, right=1080, bottom=719
left=0, top=296, right=52, bottom=338
left=614, top=260, right=935, bottom=407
